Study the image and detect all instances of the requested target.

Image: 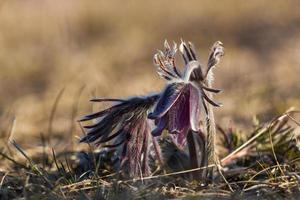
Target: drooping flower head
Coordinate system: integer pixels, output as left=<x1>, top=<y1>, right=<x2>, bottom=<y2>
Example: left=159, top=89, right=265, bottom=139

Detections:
left=79, top=95, right=159, bottom=177
left=148, top=40, right=224, bottom=145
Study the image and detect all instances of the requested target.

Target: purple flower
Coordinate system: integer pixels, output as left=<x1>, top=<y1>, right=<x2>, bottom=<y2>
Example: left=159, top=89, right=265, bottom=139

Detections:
left=148, top=40, right=224, bottom=145
left=149, top=82, right=201, bottom=144
left=79, top=95, right=159, bottom=177
left=79, top=40, right=224, bottom=178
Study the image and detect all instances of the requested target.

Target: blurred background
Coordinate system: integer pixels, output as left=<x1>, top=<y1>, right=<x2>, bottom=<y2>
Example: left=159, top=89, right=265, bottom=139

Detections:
left=0, top=0, right=299, bottom=149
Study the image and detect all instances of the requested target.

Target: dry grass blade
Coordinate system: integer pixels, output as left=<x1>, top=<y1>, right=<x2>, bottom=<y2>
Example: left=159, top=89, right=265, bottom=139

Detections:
left=120, top=164, right=216, bottom=184
left=287, top=114, right=300, bottom=127
left=221, top=110, right=296, bottom=165
left=47, top=87, right=65, bottom=145
left=221, top=125, right=268, bottom=165
left=11, top=140, right=35, bottom=167
left=69, top=85, right=86, bottom=150
left=0, top=150, right=28, bottom=170
left=242, top=164, right=289, bottom=190
left=10, top=140, right=54, bottom=188
left=5, top=117, right=16, bottom=155
left=0, top=171, right=9, bottom=189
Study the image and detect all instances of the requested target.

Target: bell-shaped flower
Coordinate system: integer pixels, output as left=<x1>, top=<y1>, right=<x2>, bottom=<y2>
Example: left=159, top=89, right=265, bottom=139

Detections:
left=148, top=40, right=224, bottom=145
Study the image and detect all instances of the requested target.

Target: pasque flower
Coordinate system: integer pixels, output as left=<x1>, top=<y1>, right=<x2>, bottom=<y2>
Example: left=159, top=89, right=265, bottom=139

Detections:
left=148, top=40, right=223, bottom=145
left=79, top=95, right=159, bottom=176
left=79, top=40, right=224, bottom=177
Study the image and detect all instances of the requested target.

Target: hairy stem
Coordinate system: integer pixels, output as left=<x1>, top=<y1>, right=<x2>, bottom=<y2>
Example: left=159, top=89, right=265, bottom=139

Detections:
left=205, top=71, right=219, bottom=181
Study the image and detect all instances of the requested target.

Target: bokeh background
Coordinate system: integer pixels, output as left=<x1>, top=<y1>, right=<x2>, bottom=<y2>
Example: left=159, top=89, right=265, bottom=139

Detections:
left=0, top=0, right=299, bottom=149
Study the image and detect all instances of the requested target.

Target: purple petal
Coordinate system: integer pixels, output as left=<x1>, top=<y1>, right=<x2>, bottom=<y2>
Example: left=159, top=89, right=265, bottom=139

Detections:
left=189, top=84, right=201, bottom=131
left=148, top=83, right=185, bottom=119
left=167, top=88, right=190, bottom=133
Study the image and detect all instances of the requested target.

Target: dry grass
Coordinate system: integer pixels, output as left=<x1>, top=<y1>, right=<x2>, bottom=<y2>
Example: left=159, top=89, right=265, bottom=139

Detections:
left=0, top=109, right=300, bottom=199
left=0, top=0, right=300, bottom=199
